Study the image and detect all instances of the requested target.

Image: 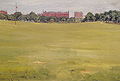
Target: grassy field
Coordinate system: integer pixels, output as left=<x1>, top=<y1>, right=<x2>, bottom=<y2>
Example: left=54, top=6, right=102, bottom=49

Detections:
left=0, top=20, right=120, bottom=81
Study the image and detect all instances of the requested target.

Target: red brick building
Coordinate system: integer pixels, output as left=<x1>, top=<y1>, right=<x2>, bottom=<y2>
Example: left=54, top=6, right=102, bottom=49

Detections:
left=40, top=11, right=69, bottom=18
left=74, top=12, right=83, bottom=18
left=0, top=10, right=7, bottom=14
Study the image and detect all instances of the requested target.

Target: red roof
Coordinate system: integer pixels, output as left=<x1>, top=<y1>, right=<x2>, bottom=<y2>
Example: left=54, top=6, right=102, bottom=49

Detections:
left=0, top=10, right=7, bottom=14
left=40, top=11, right=69, bottom=18
left=74, top=12, right=83, bottom=18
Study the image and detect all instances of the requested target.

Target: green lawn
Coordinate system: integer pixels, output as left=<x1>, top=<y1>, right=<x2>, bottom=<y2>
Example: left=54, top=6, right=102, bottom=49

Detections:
left=0, top=21, right=120, bottom=81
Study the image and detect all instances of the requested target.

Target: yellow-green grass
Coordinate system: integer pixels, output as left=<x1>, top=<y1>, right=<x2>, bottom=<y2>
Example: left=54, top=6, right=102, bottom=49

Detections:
left=0, top=20, right=120, bottom=81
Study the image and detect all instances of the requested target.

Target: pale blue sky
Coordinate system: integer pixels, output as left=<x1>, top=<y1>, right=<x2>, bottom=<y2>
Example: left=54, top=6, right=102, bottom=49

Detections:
left=0, top=0, right=120, bottom=16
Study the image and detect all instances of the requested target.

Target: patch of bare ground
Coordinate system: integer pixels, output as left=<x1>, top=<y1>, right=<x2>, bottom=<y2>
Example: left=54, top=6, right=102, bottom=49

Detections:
left=7, top=61, right=20, bottom=63
left=33, top=61, right=46, bottom=64
left=80, top=70, right=93, bottom=75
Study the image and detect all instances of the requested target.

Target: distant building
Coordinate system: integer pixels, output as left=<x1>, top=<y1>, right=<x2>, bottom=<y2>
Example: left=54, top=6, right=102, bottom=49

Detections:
left=74, top=12, right=83, bottom=18
left=40, top=11, right=69, bottom=18
left=74, top=12, right=83, bottom=23
left=0, top=10, right=7, bottom=14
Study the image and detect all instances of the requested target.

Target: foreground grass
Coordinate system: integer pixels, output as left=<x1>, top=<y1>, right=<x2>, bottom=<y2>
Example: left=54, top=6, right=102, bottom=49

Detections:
left=0, top=21, right=120, bottom=81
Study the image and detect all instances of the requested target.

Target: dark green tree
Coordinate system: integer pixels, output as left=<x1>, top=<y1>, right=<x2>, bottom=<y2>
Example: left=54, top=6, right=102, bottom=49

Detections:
left=14, top=12, right=22, bottom=20
left=95, top=13, right=100, bottom=21
left=84, top=12, right=95, bottom=22
left=0, top=13, right=7, bottom=20
left=28, top=12, right=39, bottom=22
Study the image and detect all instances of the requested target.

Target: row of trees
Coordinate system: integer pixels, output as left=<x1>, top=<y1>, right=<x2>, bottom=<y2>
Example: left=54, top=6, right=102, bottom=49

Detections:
left=83, top=10, right=120, bottom=23
left=0, top=12, right=76, bottom=23
left=0, top=10, right=120, bottom=23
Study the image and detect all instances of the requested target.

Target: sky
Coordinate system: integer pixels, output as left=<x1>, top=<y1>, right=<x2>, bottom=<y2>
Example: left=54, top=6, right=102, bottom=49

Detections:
left=0, top=0, right=120, bottom=16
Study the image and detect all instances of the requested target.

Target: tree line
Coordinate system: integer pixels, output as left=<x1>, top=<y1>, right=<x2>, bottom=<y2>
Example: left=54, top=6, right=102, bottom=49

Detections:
left=0, top=10, right=120, bottom=23
left=0, top=12, right=76, bottom=23
left=83, top=10, right=120, bottom=23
